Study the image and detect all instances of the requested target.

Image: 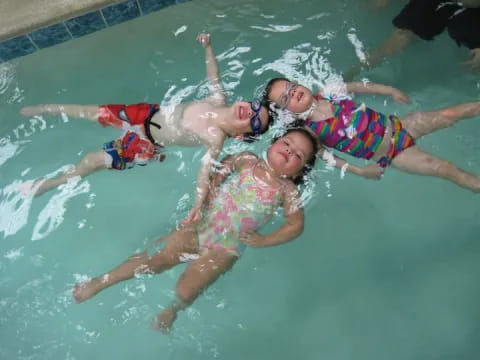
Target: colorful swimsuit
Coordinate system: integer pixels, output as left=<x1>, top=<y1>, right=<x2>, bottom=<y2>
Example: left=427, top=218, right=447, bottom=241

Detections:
left=196, top=165, right=282, bottom=257
left=98, top=103, right=165, bottom=170
left=304, top=94, right=415, bottom=168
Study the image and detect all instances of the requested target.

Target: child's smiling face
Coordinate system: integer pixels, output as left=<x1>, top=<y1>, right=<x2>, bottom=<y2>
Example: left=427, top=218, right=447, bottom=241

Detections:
left=231, top=101, right=269, bottom=136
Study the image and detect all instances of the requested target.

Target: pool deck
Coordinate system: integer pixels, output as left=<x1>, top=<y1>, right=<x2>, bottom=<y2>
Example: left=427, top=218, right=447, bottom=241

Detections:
left=0, top=0, right=187, bottom=62
left=0, top=0, right=118, bottom=42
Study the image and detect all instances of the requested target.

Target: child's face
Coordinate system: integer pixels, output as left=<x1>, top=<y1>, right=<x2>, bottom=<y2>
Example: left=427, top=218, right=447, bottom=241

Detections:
left=231, top=101, right=269, bottom=136
left=267, top=131, right=314, bottom=178
left=268, top=80, right=314, bottom=114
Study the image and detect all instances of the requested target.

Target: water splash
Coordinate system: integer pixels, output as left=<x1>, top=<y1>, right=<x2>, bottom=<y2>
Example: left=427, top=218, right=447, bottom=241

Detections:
left=0, top=136, right=30, bottom=166
left=347, top=27, right=367, bottom=64
left=12, top=116, right=47, bottom=139
left=253, top=42, right=340, bottom=90
left=0, top=62, right=16, bottom=95
left=4, top=247, right=24, bottom=261
left=174, top=25, right=188, bottom=37
left=31, top=176, right=90, bottom=241
left=250, top=24, right=302, bottom=32
left=0, top=181, right=34, bottom=238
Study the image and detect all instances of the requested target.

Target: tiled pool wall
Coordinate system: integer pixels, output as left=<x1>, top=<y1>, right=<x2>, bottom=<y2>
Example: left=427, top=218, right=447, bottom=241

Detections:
left=0, top=0, right=192, bottom=63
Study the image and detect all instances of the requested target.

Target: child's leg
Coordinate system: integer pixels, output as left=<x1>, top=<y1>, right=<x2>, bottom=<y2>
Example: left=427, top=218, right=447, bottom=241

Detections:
left=400, top=101, right=480, bottom=139
left=153, top=250, right=237, bottom=333
left=20, top=104, right=101, bottom=121
left=26, top=150, right=107, bottom=197
left=392, top=146, right=480, bottom=193
left=73, top=226, right=199, bottom=303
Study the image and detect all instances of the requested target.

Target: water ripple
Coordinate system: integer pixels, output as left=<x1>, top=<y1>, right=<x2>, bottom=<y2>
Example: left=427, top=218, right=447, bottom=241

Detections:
left=31, top=176, right=90, bottom=241
left=0, top=62, right=16, bottom=95
left=250, top=24, right=302, bottom=32
left=0, top=181, right=34, bottom=238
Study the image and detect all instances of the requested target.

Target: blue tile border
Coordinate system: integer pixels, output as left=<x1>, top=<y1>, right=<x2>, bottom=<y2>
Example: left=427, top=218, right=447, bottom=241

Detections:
left=29, top=23, right=72, bottom=49
left=0, top=0, right=193, bottom=63
left=0, top=35, right=37, bottom=61
left=65, top=11, right=106, bottom=38
left=139, top=0, right=176, bottom=15
left=102, top=0, right=141, bottom=26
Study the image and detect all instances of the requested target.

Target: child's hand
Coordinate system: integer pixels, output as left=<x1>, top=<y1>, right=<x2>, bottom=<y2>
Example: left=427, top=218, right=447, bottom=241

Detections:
left=182, top=207, right=202, bottom=225
left=239, top=231, right=265, bottom=247
left=463, top=48, right=480, bottom=71
left=359, top=164, right=384, bottom=180
left=197, top=33, right=211, bottom=48
left=390, top=88, right=410, bottom=105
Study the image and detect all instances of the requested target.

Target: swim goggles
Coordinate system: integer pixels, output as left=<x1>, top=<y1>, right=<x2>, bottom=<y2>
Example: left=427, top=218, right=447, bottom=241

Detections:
left=278, top=81, right=298, bottom=110
left=250, top=98, right=263, bottom=135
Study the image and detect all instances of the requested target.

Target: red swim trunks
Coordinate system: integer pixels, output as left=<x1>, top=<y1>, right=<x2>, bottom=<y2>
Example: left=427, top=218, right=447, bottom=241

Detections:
left=97, top=103, right=159, bottom=129
left=98, top=103, right=165, bottom=170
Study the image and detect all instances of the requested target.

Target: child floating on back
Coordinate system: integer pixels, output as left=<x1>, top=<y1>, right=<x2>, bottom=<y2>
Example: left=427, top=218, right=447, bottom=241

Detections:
left=19, top=34, right=274, bottom=222
left=264, top=78, right=480, bottom=192
left=72, top=127, right=318, bottom=333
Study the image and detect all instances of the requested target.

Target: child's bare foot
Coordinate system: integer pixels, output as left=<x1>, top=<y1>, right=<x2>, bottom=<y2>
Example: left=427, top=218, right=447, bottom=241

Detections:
left=73, top=277, right=104, bottom=303
left=20, top=106, right=44, bottom=117
left=17, top=178, right=49, bottom=197
left=17, top=179, right=45, bottom=197
left=152, top=308, right=177, bottom=334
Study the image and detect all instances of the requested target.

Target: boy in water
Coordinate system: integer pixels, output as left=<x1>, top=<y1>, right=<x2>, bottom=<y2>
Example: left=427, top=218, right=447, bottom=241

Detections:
left=20, top=34, right=273, bottom=222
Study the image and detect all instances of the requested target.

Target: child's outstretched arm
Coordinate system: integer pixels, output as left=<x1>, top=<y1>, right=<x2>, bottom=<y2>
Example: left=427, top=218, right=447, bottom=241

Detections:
left=344, top=81, right=410, bottom=105
left=239, top=184, right=304, bottom=248
left=183, top=139, right=225, bottom=224
left=318, top=147, right=383, bottom=180
left=197, top=33, right=227, bottom=105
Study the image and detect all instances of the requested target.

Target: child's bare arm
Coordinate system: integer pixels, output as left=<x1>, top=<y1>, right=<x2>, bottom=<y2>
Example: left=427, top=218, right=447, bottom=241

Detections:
left=239, top=185, right=304, bottom=247
left=197, top=33, right=227, bottom=105
left=209, top=153, right=242, bottom=188
left=318, top=147, right=383, bottom=180
left=183, top=140, right=224, bottom=224
left=205, top=152, right=256, bottom=206
left=344, top=81, right=410, bottom=105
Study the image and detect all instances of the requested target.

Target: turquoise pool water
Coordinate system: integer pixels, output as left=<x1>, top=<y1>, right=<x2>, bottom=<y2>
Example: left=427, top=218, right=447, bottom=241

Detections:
left=1, top=0, right=480, bottom=359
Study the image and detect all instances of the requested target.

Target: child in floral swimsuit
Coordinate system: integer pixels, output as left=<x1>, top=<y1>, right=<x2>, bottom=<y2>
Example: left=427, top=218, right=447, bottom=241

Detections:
left=72, top=128, right=319, bottom=333
left=264, top=78, right=480, bottom=193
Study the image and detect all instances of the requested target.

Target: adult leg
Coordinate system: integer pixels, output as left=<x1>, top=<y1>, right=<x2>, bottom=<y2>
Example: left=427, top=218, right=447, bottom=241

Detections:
left=20, top=104, right=101, bottom=122
left=343, top=29, right=414, bottom=81
left=392, top=146, right=480, bottom=193
left=400, top=102, right=480, bottom=139
left=26, top=150, right=107, bottom=197
left=73, top=226, right=200, bottom=303
left=366, top=29, right=415, bottom=68
left=153, top=250, right=237, bottom=333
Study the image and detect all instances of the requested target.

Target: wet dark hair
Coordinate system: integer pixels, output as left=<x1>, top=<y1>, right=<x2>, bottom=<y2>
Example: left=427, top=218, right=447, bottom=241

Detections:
left=242, top=100, right=275, bottom=143
left=262, top=77, right=291, bottom=109
left=272, top=127, right=319, bottom=185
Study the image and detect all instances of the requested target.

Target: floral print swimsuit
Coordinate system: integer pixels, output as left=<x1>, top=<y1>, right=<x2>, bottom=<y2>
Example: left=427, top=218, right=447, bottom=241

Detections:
left=196, top=164, right=282, bottom=257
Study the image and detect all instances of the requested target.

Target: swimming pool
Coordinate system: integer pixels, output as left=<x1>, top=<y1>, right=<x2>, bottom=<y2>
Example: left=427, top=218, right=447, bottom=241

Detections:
left=1, top=0, right=480, bottom=359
